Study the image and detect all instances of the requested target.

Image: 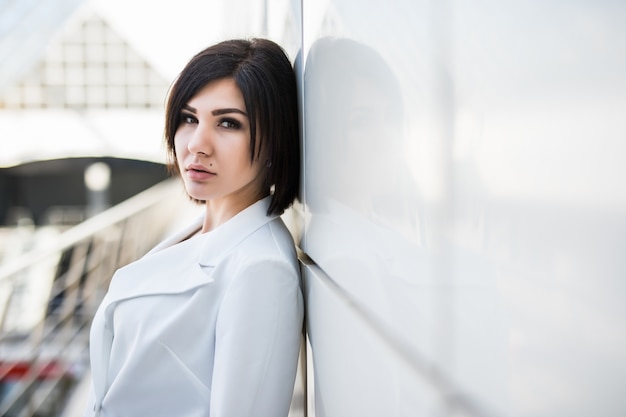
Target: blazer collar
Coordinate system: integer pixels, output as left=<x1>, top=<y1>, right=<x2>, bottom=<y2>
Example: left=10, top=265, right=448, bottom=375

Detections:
left=102, top=197, right=277, bottom=306
left=198, top=196, right=277, bottom=267
left=147, top=196, right=276, bottom=261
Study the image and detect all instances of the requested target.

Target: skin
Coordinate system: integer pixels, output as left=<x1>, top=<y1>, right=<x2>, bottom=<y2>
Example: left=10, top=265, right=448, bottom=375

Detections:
left=174, top=78, right=267, bottom=233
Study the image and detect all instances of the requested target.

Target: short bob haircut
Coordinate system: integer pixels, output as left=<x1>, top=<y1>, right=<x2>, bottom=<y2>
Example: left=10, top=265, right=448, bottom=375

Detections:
left=164, top=38, right=300, bottom=216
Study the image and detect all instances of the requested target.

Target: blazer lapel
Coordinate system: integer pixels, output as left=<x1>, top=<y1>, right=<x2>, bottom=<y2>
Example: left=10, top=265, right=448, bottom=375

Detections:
left=104, top=232, right=211, bottom=308
left=103, top=197, right=276, bottom=306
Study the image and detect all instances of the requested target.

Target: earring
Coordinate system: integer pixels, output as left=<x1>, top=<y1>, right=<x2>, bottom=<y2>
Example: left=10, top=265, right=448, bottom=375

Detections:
left=265, top=160, right=272, bottom=168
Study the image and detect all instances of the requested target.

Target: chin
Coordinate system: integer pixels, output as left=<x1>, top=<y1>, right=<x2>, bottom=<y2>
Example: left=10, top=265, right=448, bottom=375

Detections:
left=183, top=188, right=208, bottom=203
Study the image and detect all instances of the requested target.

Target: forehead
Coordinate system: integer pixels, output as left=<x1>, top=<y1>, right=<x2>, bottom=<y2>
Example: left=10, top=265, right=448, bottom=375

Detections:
left=187, top=78, right=246, bottom=111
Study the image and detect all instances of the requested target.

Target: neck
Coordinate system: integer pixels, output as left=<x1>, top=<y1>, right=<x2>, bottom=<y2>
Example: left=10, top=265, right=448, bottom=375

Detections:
left=201, top=192, right=268, bottom=233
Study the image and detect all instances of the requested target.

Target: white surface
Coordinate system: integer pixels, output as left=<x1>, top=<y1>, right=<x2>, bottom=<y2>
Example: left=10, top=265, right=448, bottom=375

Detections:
left=298, top=0, right=626, bottom=416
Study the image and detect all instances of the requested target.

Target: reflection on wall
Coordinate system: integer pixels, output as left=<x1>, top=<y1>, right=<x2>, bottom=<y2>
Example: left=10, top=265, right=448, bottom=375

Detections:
left=299, top=0, right=626, bottom=416
left=302, top=36, right=508, bottom=416
left=304, top=37, right=420, bottom=237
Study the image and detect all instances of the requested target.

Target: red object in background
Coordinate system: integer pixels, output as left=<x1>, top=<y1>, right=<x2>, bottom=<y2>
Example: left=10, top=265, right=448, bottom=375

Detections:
left=0, top=361, right=64, bottom=381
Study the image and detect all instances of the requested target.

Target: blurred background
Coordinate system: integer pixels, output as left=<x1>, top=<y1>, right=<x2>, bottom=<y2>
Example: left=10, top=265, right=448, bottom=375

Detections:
left=1, top=0, right=625, bottom=416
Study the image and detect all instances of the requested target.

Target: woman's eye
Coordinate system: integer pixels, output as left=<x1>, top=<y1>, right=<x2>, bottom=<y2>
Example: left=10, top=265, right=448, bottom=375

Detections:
left=181, top=114, right=197, bottom=125
left=218, top=118, right=241, bottom=129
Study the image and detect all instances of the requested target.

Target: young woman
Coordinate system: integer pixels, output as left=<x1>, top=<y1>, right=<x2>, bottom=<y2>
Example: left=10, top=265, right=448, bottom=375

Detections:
left=85, top=38, right=302, bottom=417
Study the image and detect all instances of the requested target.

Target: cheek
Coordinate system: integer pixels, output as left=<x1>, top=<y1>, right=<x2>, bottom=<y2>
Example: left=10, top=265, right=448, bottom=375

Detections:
left=173, top=134, right=186, bottom=157
left=231, top=140, right=255, bottom=167
left=250, top=159, right=267, bottom=183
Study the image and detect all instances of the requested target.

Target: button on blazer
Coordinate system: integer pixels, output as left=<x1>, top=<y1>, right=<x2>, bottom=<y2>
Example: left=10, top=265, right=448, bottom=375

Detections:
left=85, top=197, right=304, bottom=417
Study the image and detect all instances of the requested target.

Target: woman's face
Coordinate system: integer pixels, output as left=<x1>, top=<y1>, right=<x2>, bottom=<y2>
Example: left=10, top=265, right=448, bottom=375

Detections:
left=174, top=78, right=265, bottom=206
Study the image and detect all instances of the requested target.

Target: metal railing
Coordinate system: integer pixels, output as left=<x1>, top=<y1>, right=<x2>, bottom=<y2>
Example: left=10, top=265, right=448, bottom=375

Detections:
left=0, top=179, right=188, bottom=417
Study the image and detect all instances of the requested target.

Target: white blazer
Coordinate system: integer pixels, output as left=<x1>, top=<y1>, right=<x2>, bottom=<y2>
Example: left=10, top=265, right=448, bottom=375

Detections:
left=85, top=197, right=304, bottom=417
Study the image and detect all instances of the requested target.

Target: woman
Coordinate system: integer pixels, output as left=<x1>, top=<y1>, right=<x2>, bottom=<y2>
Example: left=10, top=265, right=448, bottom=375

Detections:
left=85, top=38, right=303, bottom=417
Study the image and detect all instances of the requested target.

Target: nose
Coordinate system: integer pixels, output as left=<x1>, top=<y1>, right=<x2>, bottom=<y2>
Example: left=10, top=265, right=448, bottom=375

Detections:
left=187, top=123, right=213, bottom=156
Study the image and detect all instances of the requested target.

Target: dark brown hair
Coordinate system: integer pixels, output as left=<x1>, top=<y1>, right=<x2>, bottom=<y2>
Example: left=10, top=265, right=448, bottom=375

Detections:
left=164, top=38, right=300, bottom=215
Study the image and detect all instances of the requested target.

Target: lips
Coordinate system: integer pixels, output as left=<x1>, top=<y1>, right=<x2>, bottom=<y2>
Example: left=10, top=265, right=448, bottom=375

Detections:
left=186, top=163, right=213, bottom=173
left=185, top=163, right=216, bottom=180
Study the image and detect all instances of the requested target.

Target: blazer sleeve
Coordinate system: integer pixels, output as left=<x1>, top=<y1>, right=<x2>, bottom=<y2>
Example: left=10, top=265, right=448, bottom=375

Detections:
left=210, top=257, right=303, bottom=417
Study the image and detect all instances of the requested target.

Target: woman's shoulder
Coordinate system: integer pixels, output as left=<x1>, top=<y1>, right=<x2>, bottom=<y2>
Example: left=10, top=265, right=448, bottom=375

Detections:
left=243, top=216, right=298, bottom=261
left=219, top=217, right=300, bottom=287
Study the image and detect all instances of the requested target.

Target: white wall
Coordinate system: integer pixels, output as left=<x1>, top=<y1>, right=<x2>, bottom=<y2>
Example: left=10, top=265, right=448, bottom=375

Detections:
left=295, top=1, right=626, bottom=416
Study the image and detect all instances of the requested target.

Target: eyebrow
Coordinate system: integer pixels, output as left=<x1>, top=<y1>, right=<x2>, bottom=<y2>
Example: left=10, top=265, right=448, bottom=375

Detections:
left=182, top=104, right=248, bottom=117
left=213, top=108, right=248, bottom=117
